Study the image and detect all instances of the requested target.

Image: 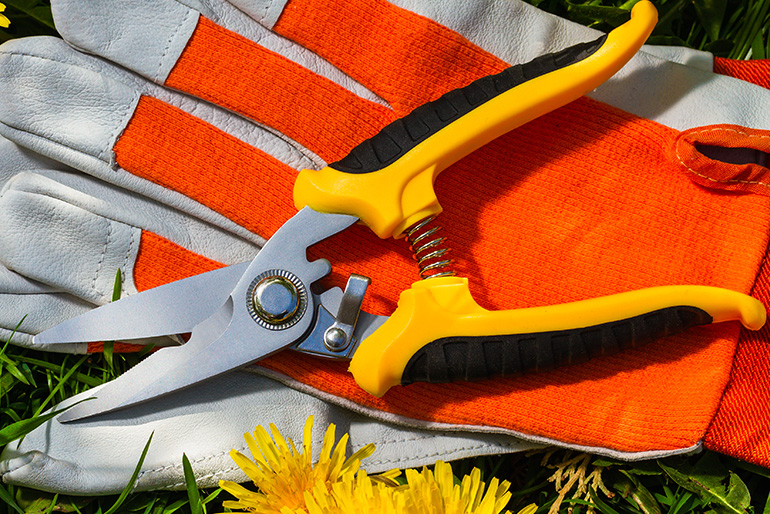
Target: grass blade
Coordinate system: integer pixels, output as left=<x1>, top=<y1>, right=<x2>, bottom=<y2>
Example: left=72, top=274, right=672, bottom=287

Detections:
left=103, top=432, right=154, bottom=514
left=102, top=269, right=124, bottom=374
left=182, top=454, right=203, bottom=514
left=589, top=487, right=622, bottom=514
left=32, top=355, right=88, bottom=418
left=659, top=460, right=750, bottom=514
left=3, top=0, right=55, bottom=29
left=0, top=398, right=92, bottom=446
left=0, top=482, right=24, bottom=514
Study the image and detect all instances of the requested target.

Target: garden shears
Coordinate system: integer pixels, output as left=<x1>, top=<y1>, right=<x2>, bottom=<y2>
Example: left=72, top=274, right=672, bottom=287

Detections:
left=34, top=1, right=767, bottom=422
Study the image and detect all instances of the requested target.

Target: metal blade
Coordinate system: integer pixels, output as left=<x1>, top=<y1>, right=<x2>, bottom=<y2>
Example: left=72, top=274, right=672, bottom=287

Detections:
left=58, top=296, right=238, bottom=422
left=33, top=262, right=249, bottom=345
left=59, top=208, right=358, bottom=421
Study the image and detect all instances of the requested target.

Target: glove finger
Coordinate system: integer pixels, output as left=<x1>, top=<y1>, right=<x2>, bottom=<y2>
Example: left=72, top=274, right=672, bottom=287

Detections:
left=54, top=0, right=735, bottom=139
left=53, top=0, right=387, bottom=110
left=0, top=265, right=90, bottom=352
left=0, top=37, right=316, bottom=243
left=52, top=0, right=395, bottom=163
left=0, top=370, right=535, bottom=494
left=0, top=170, right=259, bottom=304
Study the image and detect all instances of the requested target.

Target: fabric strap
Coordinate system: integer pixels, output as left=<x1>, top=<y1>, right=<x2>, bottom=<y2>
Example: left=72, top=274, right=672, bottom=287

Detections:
left=703, top=57, right=770, bottom=467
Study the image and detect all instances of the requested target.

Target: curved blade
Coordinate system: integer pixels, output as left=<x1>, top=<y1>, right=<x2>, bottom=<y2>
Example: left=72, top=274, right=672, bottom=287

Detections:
left=59, top=208, right=358, bottom=422
left=33, top=262, right=250, bottom=345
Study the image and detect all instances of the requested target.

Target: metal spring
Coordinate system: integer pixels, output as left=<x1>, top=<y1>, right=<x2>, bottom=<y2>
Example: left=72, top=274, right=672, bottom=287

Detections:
left=404, top=216, right=456, bottom=280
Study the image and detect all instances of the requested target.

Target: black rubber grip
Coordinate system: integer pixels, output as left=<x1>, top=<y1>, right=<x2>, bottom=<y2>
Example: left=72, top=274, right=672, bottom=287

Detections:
left=400, top=306, right=712, bottom=385
left=329, top=35, right=607, bottom=175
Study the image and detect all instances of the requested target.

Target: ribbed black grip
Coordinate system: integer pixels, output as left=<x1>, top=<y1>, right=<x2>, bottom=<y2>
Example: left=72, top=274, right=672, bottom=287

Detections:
left=329, top=35, right=608, bottom=175
left=400, top=306, right=712, bottom=385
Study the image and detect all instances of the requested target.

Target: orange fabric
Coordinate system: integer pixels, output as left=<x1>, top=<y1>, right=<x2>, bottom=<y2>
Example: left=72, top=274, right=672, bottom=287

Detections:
left=274, top=0, right=505, bottom=115
left=165, top=17, right=393, bottom=163
left=117, top=89, right=770, bottom=452
left=714, top=57, right=770, bottom=91
left=675, top=124, right=770, bottom=194
left=705, top=253, right=770, bottom=466
left=114, top=96, right=296, bottom=238
left=703, top=58, right=770, bottom=466
left=86, top=342, right=151, bottom=353
left=133, top=231, right=225, bottom=292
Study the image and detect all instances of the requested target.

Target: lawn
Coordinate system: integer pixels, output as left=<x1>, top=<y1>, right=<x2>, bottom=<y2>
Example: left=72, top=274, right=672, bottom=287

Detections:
left=1, top=0, right=769, bottom=512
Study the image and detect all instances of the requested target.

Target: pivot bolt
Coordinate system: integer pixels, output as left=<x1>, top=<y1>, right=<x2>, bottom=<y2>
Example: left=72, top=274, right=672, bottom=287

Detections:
left=252, top=275, right=300, bottom=325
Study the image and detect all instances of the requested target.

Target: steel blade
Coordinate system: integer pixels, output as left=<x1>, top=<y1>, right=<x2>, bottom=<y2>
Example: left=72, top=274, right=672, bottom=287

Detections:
left=59, top=208, right=358, bottom=421
left=34, top=262, right=249, bottom=345
left=58, top=296, right=239, bottom=422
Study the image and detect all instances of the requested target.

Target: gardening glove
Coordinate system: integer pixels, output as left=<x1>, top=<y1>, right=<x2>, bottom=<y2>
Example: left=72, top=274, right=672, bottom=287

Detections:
left=0, top=6, right=551, bottom=494
left=0, top=136, right=94, bottom=350
left=2, top=0, right=770, bottom=494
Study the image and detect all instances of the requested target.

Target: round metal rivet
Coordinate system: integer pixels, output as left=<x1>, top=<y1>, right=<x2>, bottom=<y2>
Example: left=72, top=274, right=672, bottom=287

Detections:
left=323, top=327, right=348, bottom=351
left=252, top=276, right=299, bottom=325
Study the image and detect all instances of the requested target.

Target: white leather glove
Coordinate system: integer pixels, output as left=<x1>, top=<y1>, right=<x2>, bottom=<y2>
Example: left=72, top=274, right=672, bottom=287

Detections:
left=0, top=59, right=537, bottom=493
left=3, top=0, right=770, bottom=496
left=0, top=0, right=545, bottom=494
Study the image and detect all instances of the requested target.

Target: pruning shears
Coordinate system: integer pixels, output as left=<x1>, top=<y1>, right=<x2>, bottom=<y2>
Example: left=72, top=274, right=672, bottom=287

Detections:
left=35, top=1, right=767, bottom=422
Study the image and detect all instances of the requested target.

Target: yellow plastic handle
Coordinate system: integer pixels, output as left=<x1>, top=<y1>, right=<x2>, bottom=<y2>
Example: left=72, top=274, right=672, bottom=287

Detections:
left=294, top=1, right=658, bottom=238
left=348, top=277, right=766, bottom=396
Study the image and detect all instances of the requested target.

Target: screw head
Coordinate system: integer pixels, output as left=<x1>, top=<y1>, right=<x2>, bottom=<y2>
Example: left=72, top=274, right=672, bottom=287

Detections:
left=252, top=275, right=300, bottom=325
left=323, top=327, right=349, bottom=351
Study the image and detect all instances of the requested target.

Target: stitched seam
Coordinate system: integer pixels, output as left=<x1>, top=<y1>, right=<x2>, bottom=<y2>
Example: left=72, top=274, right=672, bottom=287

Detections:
left=152, top=439, right=524, bottom=490
left=138, top=445, right=245, bottom=479
left=156, top=9, right=195, bottom=82
left=122, top=228, right=136, bottom=296
left=161, top=464, right=244, bottom=490
left=261, top=0, right=271, bottom=25
left=676, top=127, right=770, bottom=187
left=137, top=432, right=522, bottom=488
left=137, top=432, right=336, bottom=479
left=104, top=90, right=138, bottom=165
left=91, top=219, right=113, bottom=300
left=365, top=441, right=523, bottom=466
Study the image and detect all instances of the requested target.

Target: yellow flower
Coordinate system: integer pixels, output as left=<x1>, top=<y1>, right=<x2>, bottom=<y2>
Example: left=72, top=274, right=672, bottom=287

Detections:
left=221, top=416, right=535, bottom=514
left=398, top=461, right=515, bottom=514
left=219, top=416, right=383, bottom=513
left=0, top=3, right=10, bottom=29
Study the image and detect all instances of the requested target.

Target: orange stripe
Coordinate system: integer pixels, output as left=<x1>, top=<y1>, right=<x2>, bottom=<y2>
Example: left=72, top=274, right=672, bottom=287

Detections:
left=274, top=0, right=506, bottom=115
left=714, top=57, right=770, bottom=90
left=114, top=95, right=297, bottom=238
left=133, top=231, right=225, bottom=291
left=165, top=17, right=394, bottom=162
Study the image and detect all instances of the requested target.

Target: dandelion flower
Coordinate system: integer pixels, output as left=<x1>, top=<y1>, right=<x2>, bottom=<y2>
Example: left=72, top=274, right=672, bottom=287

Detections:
left=221, top=415, right=535, bottom=514
left=219, top=415, right=378, bottom=513
left=0, top=3, right=10, bottom=28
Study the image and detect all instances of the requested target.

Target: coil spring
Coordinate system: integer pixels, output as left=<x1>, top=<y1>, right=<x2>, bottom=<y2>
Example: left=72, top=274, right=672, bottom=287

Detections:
left=404, top=216, right=456, bottom=280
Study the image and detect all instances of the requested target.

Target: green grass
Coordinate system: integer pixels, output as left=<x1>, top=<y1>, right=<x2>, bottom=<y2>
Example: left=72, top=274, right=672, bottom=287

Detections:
left=531, top=0, right=770, bottom=59
left=2, top=0, right=770, bottom=512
